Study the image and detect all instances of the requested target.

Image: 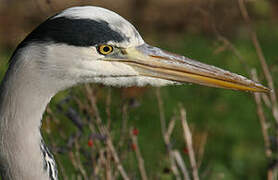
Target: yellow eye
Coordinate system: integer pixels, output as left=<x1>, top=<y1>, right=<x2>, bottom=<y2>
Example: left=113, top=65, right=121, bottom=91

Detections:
left=97, top=45, right=113, bottom=55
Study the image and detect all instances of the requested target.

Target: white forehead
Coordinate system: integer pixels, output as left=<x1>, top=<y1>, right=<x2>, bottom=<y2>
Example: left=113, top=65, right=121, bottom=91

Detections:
left=54, top=6, right=144, bottom=47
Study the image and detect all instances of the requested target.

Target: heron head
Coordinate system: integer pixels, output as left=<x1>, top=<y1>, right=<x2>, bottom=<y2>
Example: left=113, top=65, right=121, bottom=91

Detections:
left=14, top=6, right=269, bottom=93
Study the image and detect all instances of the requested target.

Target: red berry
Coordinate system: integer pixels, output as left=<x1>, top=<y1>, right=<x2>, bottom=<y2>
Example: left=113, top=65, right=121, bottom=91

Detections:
left=88, top=139, right=93, bottom=147
left=131, top=143, right=137, bottom=150
left=183, top=147, right=188, bottom=154
left=132, top=128, right=139, bottom=136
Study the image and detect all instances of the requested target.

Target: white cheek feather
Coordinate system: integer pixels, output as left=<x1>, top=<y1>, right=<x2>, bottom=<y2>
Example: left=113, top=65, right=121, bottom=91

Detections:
left=40, top=43, right=180, bottom=87
left=44, top=43, right=139, bottom=78
left=78, top=61, right=139, bottom=77
left=89, top=76, right=179, bottom=87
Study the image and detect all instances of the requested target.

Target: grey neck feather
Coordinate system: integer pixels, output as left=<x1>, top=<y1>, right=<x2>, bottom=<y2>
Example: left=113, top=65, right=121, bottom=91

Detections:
left=0, top=45, right=61, bottom=180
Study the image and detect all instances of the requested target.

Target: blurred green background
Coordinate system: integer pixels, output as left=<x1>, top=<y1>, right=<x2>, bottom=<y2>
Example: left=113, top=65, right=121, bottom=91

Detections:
left=0, top=0, right=278, bottom=179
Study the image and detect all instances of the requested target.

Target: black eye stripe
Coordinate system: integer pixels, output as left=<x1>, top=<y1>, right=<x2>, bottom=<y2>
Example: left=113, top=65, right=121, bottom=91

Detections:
left=16, top=17, right=127, bottom=49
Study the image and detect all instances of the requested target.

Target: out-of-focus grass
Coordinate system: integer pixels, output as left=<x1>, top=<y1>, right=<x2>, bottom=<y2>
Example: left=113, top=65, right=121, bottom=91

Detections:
left=0, top=27, right=277, bottom=179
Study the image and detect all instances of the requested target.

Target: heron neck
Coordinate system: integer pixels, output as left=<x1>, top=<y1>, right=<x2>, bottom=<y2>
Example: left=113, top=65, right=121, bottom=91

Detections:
left=0, top=52, right=57, bottom=180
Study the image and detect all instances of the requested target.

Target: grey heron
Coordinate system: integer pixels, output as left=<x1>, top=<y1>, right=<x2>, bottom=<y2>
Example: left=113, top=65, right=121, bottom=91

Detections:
left=0, top=6, right=269, bottom=180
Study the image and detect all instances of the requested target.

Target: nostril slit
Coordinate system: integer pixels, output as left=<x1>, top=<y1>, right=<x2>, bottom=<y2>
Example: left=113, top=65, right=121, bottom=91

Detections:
left=121, top=49, right=128, bottom=55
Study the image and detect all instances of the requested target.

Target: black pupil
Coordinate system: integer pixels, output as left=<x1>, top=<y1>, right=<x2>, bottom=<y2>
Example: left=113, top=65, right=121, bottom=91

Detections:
left=103, top=46, right=110, bottom=52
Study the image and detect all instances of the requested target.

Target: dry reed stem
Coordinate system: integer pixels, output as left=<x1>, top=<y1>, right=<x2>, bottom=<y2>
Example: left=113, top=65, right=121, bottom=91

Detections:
left=105, top=146, right=113, bottom=180
left=106, top=88, right=112, bottom=130
left=155, top=89, right=185, bottom=179
left=169, top=151, right=182, bottom=180
left=156, top=88, right=166, bottom=136
left=95, top=149, right=106, bottom=177
left=262, top=94, right=272, bottom=108
left=105, top=88, right=113, bottom=180
left=84, top=85, right=103, bottom=127
left=213, top=2, right=273, bottom=112
left=114, top=102, right=129, bottom=179
left=163, top=116, right=177, bottom=150
left=74, top=140, right=88, bottom=180
left=77, top=175, right=82, bottom=180
left=74, top=95, right=103, bottom=151
left=251, top=69, right=273, bottom=180
left=118, top=102, right=128, bottom=148
left=68, top=151, right=78, bottom=171
left=180, top=107, right=200, bottom=180
left=106, top=138, right=130, bottom=180
left=215, top=26, right=273, bottom=141
left=238, top=1, right=278, bottom=178
left=213, top=4, right=274, bottom=162
left=173, top=150, right=191, bottom=180
left=166, top=117, right=176, bottom=140
left=130, top=128, right=148, bottom=180
left=213, top=3, right=277, bottom=177
left=73, top=96, right=87, bottom=112
left=167, top=118, right=184, bottom=180
left=84, top=85, right=130, bottom=180
left=238, top=0, right=278, bottom=124
left=165, top=117, right=183, bottom=180
left=196, top=132, right=208, bottom=169
left=251, top=69, right=272, bottom=157
left=46, top=86, right=129, bottom=179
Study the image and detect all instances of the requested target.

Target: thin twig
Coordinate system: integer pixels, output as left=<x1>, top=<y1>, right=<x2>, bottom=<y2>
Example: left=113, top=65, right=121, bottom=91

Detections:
left=180, top=106, right=200, bottom=180
left=251, top=69, right=273, bottom=180
left=105, top=89, right=113, bottom=180
left=130, top=128, right=148, bottom=180
left=196, top=132, right=208, bottom=169
left=85, top=85, right=103, bottom=126
left=169, top=151, right=182, bottom=180
left=68, top=151, right=78, bottom=172
left=94, top=148, right=106, bottom=177
left=84, top=85, right=130, bottom=180
left=215, top=25, right=273, bottom=113
left=156, top=88, right=167, bottom=136
left=167, top=118, right=185, bottom=180
left=173, top=150, right=191, bottom=180
left=156, top=91, right=184, bottom=179
left=251, top=69, right=272, bottom=157
left=74, top=140, right=88, bottom=180
left=238, top=1, right=278, bottom=178
left=238, top=0, right=278, bottom=124
left=106, top=138, right=130, bottom=180
left=118, top=102, right=128, bottom=148
left=106, top=88, right=112, bottom=130
left=105, top=146, right=113, bottom=180
left=165, top=116, right=183, bottom=180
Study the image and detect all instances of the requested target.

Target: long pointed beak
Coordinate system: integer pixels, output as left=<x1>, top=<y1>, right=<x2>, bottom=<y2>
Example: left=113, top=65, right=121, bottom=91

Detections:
left=110, top=44, right=270, bottom=93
